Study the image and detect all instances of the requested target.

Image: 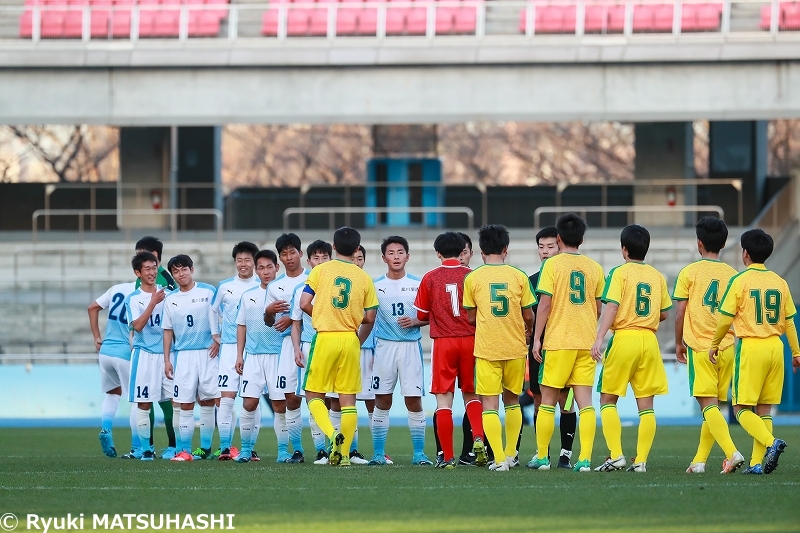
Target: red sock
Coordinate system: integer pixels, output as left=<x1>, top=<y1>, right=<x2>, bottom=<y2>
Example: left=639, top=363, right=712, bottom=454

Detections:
left=465, top=399, right=484, bottom=440
left=436, top=408, right=454, bottom=460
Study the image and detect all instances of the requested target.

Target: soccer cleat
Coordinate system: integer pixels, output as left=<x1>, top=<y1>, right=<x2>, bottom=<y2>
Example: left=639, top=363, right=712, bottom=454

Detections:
left=141, top=450, right=155, bottom=461
left=235, top=451, right=252, bottom=463
left=230, top=447, right=240, bottom=460
left=435, top=454, right=447, bottom=469
left=764, top=439, right=787, bottom=474
left=412, top=452, right=434, bottom=466
left=507, top=454, right=520, bottom=468
left=557, top=455, right=572, bottom=469
left=686, top=462, right=706, bottom=473
left=573, top=459, right=591, bottom=472
left=328, top=432, right=345, bottom=466
left=98, top=430, right=117, bottom=458
left=276, top=451, right=293, bottom=463
left=191, top=448, right=211, bottom=461
left=121, top=448, right=144, bottom=459
left=171, top=451, right=194, bottom=462
left=472, top=437, right=488, bottom=467
left=526, top=456, right=551, bottom=470
left=210, top=448, right=222, bottom=460
left=349, top=450, right=369, bottom=465
left=289, top=450, right=305, bottom=464
left=594, top=455, right=626, bottom=472
left=443, top=457, right=458, bottom=469
left=626, top=462, right=646, bottom=473
left=338, top=455, right=351, bottom=467
left=218, top=448, right=233, bottom=461
left=459, top=452, right=477, bottom=466
left=251, top=451, right=261, bottom=462
left=741, top=464, right=763, bottom=475
left=720, top=451, right=745, bottom=474
left=314, top=450, right=330, bottom=465
left=384, top=454, right=394, bottom=465
left=368, top=453, right=388, bottom=466
left=489, top=460, right=509, bottom=472
left=160, top=447, right=177, bottom=460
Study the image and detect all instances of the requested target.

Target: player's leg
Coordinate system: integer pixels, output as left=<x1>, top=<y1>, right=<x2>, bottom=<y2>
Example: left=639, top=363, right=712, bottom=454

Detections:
left=264, top=351, right=291, bottom=463
left=399, top=341, right=429, bottom=465
left=627, top=333, right=669, bottom=472
left=131, top=349, right=163, bottom=461
left=571, top=385, right=595, bottom=472
left=114, top=356, right=141, bottom=459
left=531, top=349, right=575, bottom=469
left=631, top=395, right=655, bottom=472
left=350, top=347, right=376, bottom=463
left=330, top=333, right=363, bottom=467
left=192, top=350, right=221, bottom=460
left=236, top=354, right=269, bottom=462
left=456, top=336, right=485, bottom=466
left=304, top=334, right=343, bottom=456
left=301, top=341, right=328, bottom=464
left=98, top=354, right=122, bottom=457
left=370, top=339, right=398, bottom=464
left=217, top=344, right=240, bottom=460
left=277, top=338, right=305, bottom=462
left=557, top=388, right=577, bottom=468
left=500, top=358, right=525, bottom=467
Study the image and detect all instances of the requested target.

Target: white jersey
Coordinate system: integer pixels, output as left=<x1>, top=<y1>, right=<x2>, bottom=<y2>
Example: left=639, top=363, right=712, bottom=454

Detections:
left=162, top=282, right=218, bottom=351
left=95, top=282, right=137, bottom=360
left=237, top=286, right=283, bottom=354
left=290, top=283, right=316, bottom=344
left=125, top=287, right=171, bottom=354
left=264, top=270, right=309, bottom=338
left=373, top=274, right=422, bottom=342
left=211, top=275, right=259, bottom=345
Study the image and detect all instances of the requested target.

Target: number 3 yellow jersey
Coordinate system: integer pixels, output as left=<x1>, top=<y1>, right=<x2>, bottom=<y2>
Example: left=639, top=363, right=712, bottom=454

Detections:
left=463, top=264, right=536, bottom=361
left=718, top=263, right=796, bottom=339
left=536, top=252, right=605, bottom=351
left=673, top=259, right=737, bottom=351
left=305, top=259, right=378, bottom=333
left=602, top=261, right=672, bottom=332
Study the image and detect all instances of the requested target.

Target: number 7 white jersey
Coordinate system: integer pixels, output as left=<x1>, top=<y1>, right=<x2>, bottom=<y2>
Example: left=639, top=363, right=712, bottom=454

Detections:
left=373, top=274, right=422, bottom=342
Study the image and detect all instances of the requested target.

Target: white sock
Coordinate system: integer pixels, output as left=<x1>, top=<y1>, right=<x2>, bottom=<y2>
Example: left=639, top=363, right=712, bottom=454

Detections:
left=199, top=405, right=215, bottom=450
left=179, top=409, right=194, bottom=453
left=330, top=410, right=342, bottom=432
left=286, top=408, right=303, bottom=451
left=172, top=405, right=181, bottom=449
left=239, top=408, right=256, bottom=452
left=309, top=414, right=326, bottom=451
left=252, top=405, right=262, bottom=446
left=136, top=408, right=151, bottom=450
left=129, top=406, right=140, bottom=449
left=408, top=410, right=426, bottom=454
left=368, top=411, right=373, bottom=428
left=101, top=393, right=121, bottom=431
left=274, top=412, right=289, bottom=453
left=218, top=397, right=235, bottom=450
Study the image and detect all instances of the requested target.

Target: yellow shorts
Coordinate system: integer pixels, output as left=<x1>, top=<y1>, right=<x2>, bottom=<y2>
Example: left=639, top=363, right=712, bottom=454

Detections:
left=687, top=344, right=733, bottom=400
left=539, top=349, right=596, bottom=389
left=475, top=357, right=525, bottom=396
left=597, top=329, right=668, bottom=398
left=732, top=337, right=785, bottom=406
left=303, top=332, right=361, bottom=395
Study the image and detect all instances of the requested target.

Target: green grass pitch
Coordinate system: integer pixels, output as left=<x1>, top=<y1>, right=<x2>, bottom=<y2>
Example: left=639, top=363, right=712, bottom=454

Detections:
left=1, top=425, right=799, bottom=533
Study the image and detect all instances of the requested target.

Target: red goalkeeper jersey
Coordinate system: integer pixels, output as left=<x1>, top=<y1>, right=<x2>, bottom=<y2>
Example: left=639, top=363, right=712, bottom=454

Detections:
left=414, top=259, right=476, bottom=339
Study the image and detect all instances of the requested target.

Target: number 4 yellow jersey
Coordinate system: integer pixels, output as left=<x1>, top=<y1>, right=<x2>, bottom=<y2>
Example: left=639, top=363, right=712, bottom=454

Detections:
left=602, top=261, right=672, bottom=332
left=305, top=259, right=378, bottom=333
left=673, top=259, right=737, bottom=351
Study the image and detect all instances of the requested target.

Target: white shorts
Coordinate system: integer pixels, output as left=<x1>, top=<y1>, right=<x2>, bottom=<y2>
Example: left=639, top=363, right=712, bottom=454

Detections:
left=298, top=341, right=313, bottom=397
left=173, top=349, right=220, bottom=403
left=129, top=348, right=171, bottom=403
left=240, top=353, right=280, bottom=400
left=218, top=344, right=240, bottom=393
left=357, top=348, right=376, bottom=401
left=99, top=353, right=130, bottom=396
left=276, top=336, right=302, bottom=399
left=372, top=339, right=424, bottom=397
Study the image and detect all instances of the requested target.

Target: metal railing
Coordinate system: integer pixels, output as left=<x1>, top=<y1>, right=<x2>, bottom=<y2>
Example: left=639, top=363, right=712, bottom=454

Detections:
left=534, top=205, right=725, bottom=228
left=283, top=206, right=474, bottom=231
left=752, top=178, right=796, bottom=238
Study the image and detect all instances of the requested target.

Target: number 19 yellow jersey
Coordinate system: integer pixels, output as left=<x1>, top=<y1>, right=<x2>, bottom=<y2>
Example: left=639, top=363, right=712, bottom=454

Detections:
left=673, top=259, right=737, bottom=351
left=305, top=259, right=378, bottom=333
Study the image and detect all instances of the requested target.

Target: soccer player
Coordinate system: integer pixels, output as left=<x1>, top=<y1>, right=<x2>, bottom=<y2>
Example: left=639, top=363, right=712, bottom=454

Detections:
left=211, top=241, right=260, bottom=461
left=528, top=214, right=604, bottom=472
left=235, top=250, right=281, bottom=463
left=673, top=217, right=744, bottom=474
left=369, top=236, right=431, bottom=466
left=264, top=233, right=309, bottom=463
left=709, top=229, right=800, bottom=474
left=591, top=225, right=671, bottom=473
left=162, top=254, right=220, bottom=462
left=88, top=277, right=137, bottom=458
left=125, top=252, right=171, bottom=461
left=291, top=240, right=333, bottom=464
left=300, top=226, right=379, bottom=467
left=463, top=224, right=536, bottom=472
left=527, top=226, right=578, bottom=469
left=416, top=231, right=485, bottom=469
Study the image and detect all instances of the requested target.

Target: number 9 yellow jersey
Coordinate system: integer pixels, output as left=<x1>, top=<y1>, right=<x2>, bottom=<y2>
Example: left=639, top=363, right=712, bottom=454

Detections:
left=602, top=261, right=671, bottom=332
left=305, top=259, right=378, bottom=333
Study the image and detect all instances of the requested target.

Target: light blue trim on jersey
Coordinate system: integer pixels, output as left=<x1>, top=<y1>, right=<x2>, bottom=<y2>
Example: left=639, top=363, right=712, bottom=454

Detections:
left=241, top=286, right=283, bottom=354
left=98, top=284, right=136, bottom=360
left=295, top=366, right=303, bottom=396
left=212, top=276, right=243, bottom=345
left=128, top=347, right=140, bottom=402
left=273, top=270, right=309, bottom=338
left=126, top=289, right=169, bottom=354
left=373, top=274, right=422, bottom=342
left=164, top=282, right=217, bottom=351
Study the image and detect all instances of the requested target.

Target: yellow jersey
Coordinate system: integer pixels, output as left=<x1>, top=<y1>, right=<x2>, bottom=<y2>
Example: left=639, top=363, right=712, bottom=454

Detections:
left=718, top=264, right=796, bottom=339
left=304, top=259, right=378, bottom=333
left=673, top=259, right=737, bottom=351
left=536, top=252, right=605, bottom=350
left=602, top=261, right=672, bottom=332
left=463, top=264, right=536, bottom=361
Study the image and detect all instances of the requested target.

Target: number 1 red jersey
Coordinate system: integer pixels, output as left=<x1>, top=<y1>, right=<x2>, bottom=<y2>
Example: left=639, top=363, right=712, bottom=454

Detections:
left=413, top=258, right=476, bottom=338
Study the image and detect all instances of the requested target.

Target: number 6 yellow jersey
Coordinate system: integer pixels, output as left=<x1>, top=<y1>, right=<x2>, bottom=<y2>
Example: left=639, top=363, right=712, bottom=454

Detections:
left=602, top=261, right=672, bottom=332
left=304, top=259, right=378, bottom=333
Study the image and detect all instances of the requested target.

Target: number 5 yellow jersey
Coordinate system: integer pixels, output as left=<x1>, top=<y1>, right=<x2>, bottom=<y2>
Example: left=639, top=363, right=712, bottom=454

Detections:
left=718, top=263, right=796, bottom=339
left=672, top=259, right=737, bottom=351
left=602, top=261, right=672, bottom=332
left=536, top=252, right=605, bottom=351
left=305, top=259, right=379, bottom=333
left=463, top=264, right=536, bottom=361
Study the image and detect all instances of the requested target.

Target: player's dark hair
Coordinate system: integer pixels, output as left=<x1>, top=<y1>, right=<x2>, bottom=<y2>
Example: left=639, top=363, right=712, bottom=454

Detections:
left=255, top=249, right=278, bottom=265
left=457, top=232, right=473, bottom=250
left=535, top=226, right=558, bottom=244
left=167, top=254, right=193, bottom=273
left=333, top=226, right=361, bottom=257
left=135, top=236, right=163, bottom=262
left=556, top=214, right=586, bottom=248
left=695, top=216, right=728, bottom=254
left=357, top=245, right=366, bottom=258
left=275, top=233, right=302, bottom=254
left=131, top=251, right=158, bottom=273
left=740, top=229, right=774, bottom=264
left=231, top=241, right=259, bottom=260
left=381, top=235, right=409, bottom=255
left=434, top=231, right=466, bottom=259
left=620, top=224, right=650, bottom=261
left=478, top=224, right=510, bottom=255
left=307, top=240, right=332, bottom=258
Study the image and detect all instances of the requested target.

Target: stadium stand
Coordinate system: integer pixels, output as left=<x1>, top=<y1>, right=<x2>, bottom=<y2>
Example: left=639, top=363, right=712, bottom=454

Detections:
left=760, top=1, right=800, bottom=30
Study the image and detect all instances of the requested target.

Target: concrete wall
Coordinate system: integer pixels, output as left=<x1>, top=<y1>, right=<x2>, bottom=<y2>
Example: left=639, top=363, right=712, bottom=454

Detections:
left=119, top=127, right=170, bottom=229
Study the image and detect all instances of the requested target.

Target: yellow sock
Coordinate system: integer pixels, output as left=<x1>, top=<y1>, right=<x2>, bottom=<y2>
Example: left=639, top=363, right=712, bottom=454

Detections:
left=749, top=414, right=773, bottom=467
left=482, top=411, right=505, bottom=463
left=692, top=421, right=715, bottom=464
left=636, top=409, right=656, bottom=464
left=736, top=409, right=774, bottom=452
left=578, top=406, right=596, bottom=463
left=340, top=406, right=358, bottom=454
left=504, top=404, right=523, bottom=459
left=308, top=398, right=335, bottom=440
left=535, top=405, right=556, bottom=461
left=702, top=404, right=737, bottom=460
left=600, top=404, right=623, bottom=459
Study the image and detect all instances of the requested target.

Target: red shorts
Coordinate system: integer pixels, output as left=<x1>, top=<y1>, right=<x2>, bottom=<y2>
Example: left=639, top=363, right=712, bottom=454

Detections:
left=430, top=336, right=476, bottom=394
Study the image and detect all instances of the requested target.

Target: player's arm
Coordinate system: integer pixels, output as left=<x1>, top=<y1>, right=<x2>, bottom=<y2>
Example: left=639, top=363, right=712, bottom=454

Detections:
left=291, top=319, right=305, bottom=367
left=300, top=286, right=314, bottom=316
left=522, top=306, right=534, bottom=342
left=710, top=277, right=739, bottom=362
left=88, top=301, right=103, bottom=351
left=358, top=308, right=377, bottom=345
left=591, top=302, right=618, bottom=362
left=236, top=324, right=246, bottom=375
left=531, top=293, right=550, bottom=363
left=398, top=315, right=428, bottom=329
left=131, top=290, right=165, bottom=333
left=466, top=309, right=477, bottom=325
left=163, top=328, right=174, bottom=379
left=673, top=300, right=688, bottom=363
left=208, top=304, right=221, bottom=358
left=413, top=279, right=431, bottom=322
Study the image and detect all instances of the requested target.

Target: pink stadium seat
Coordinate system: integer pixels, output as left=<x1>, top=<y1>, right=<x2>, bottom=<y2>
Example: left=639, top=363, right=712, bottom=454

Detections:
left=695, top=3, right=720, bottom=30
left=137, top=8, right=158, bottom=36
left=286, top=5, right=312, bottom=35
left=454, top=6, right=476, bottom=33
left=537, top=6, right=562, bottom=33
left=110, top=8, right=131, bottom=36
left=153, top=10, right=179, bottom=36
left=41, top=10, right=66, bottom=37
left=435, top=5, right=456, bottom=34
left=68, top=0, right=86, bottom=5
left=262, top=7, right=279, bottom=35
left=781, top=2, right=800, bottom=29
left=406, top=5, right=427, bottom=34
left=584, top=4, right=606, bottom=33
left=385, top=7, right=407, bottom=34
left=607, top=4, right=625, bottom=31
left=309, top=4, right=329, bottom=35
left=189, top=9, right=221, bottom=35
left=336, top=5, right=359, bottom=34
left=680, top=3, right=697, bottom=31
left=357, top=5, right=378, bottom=35
left=653, top=4, right=673, bottom=31
left=19, top=10, right=33, bottom=37
left=759, top=4, right=771, bottom=29
left=63, top=9, right=83, bottom=36
left=632, top=4, right=653, bottom=31
left=90, top=8, right=110, bottom=37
